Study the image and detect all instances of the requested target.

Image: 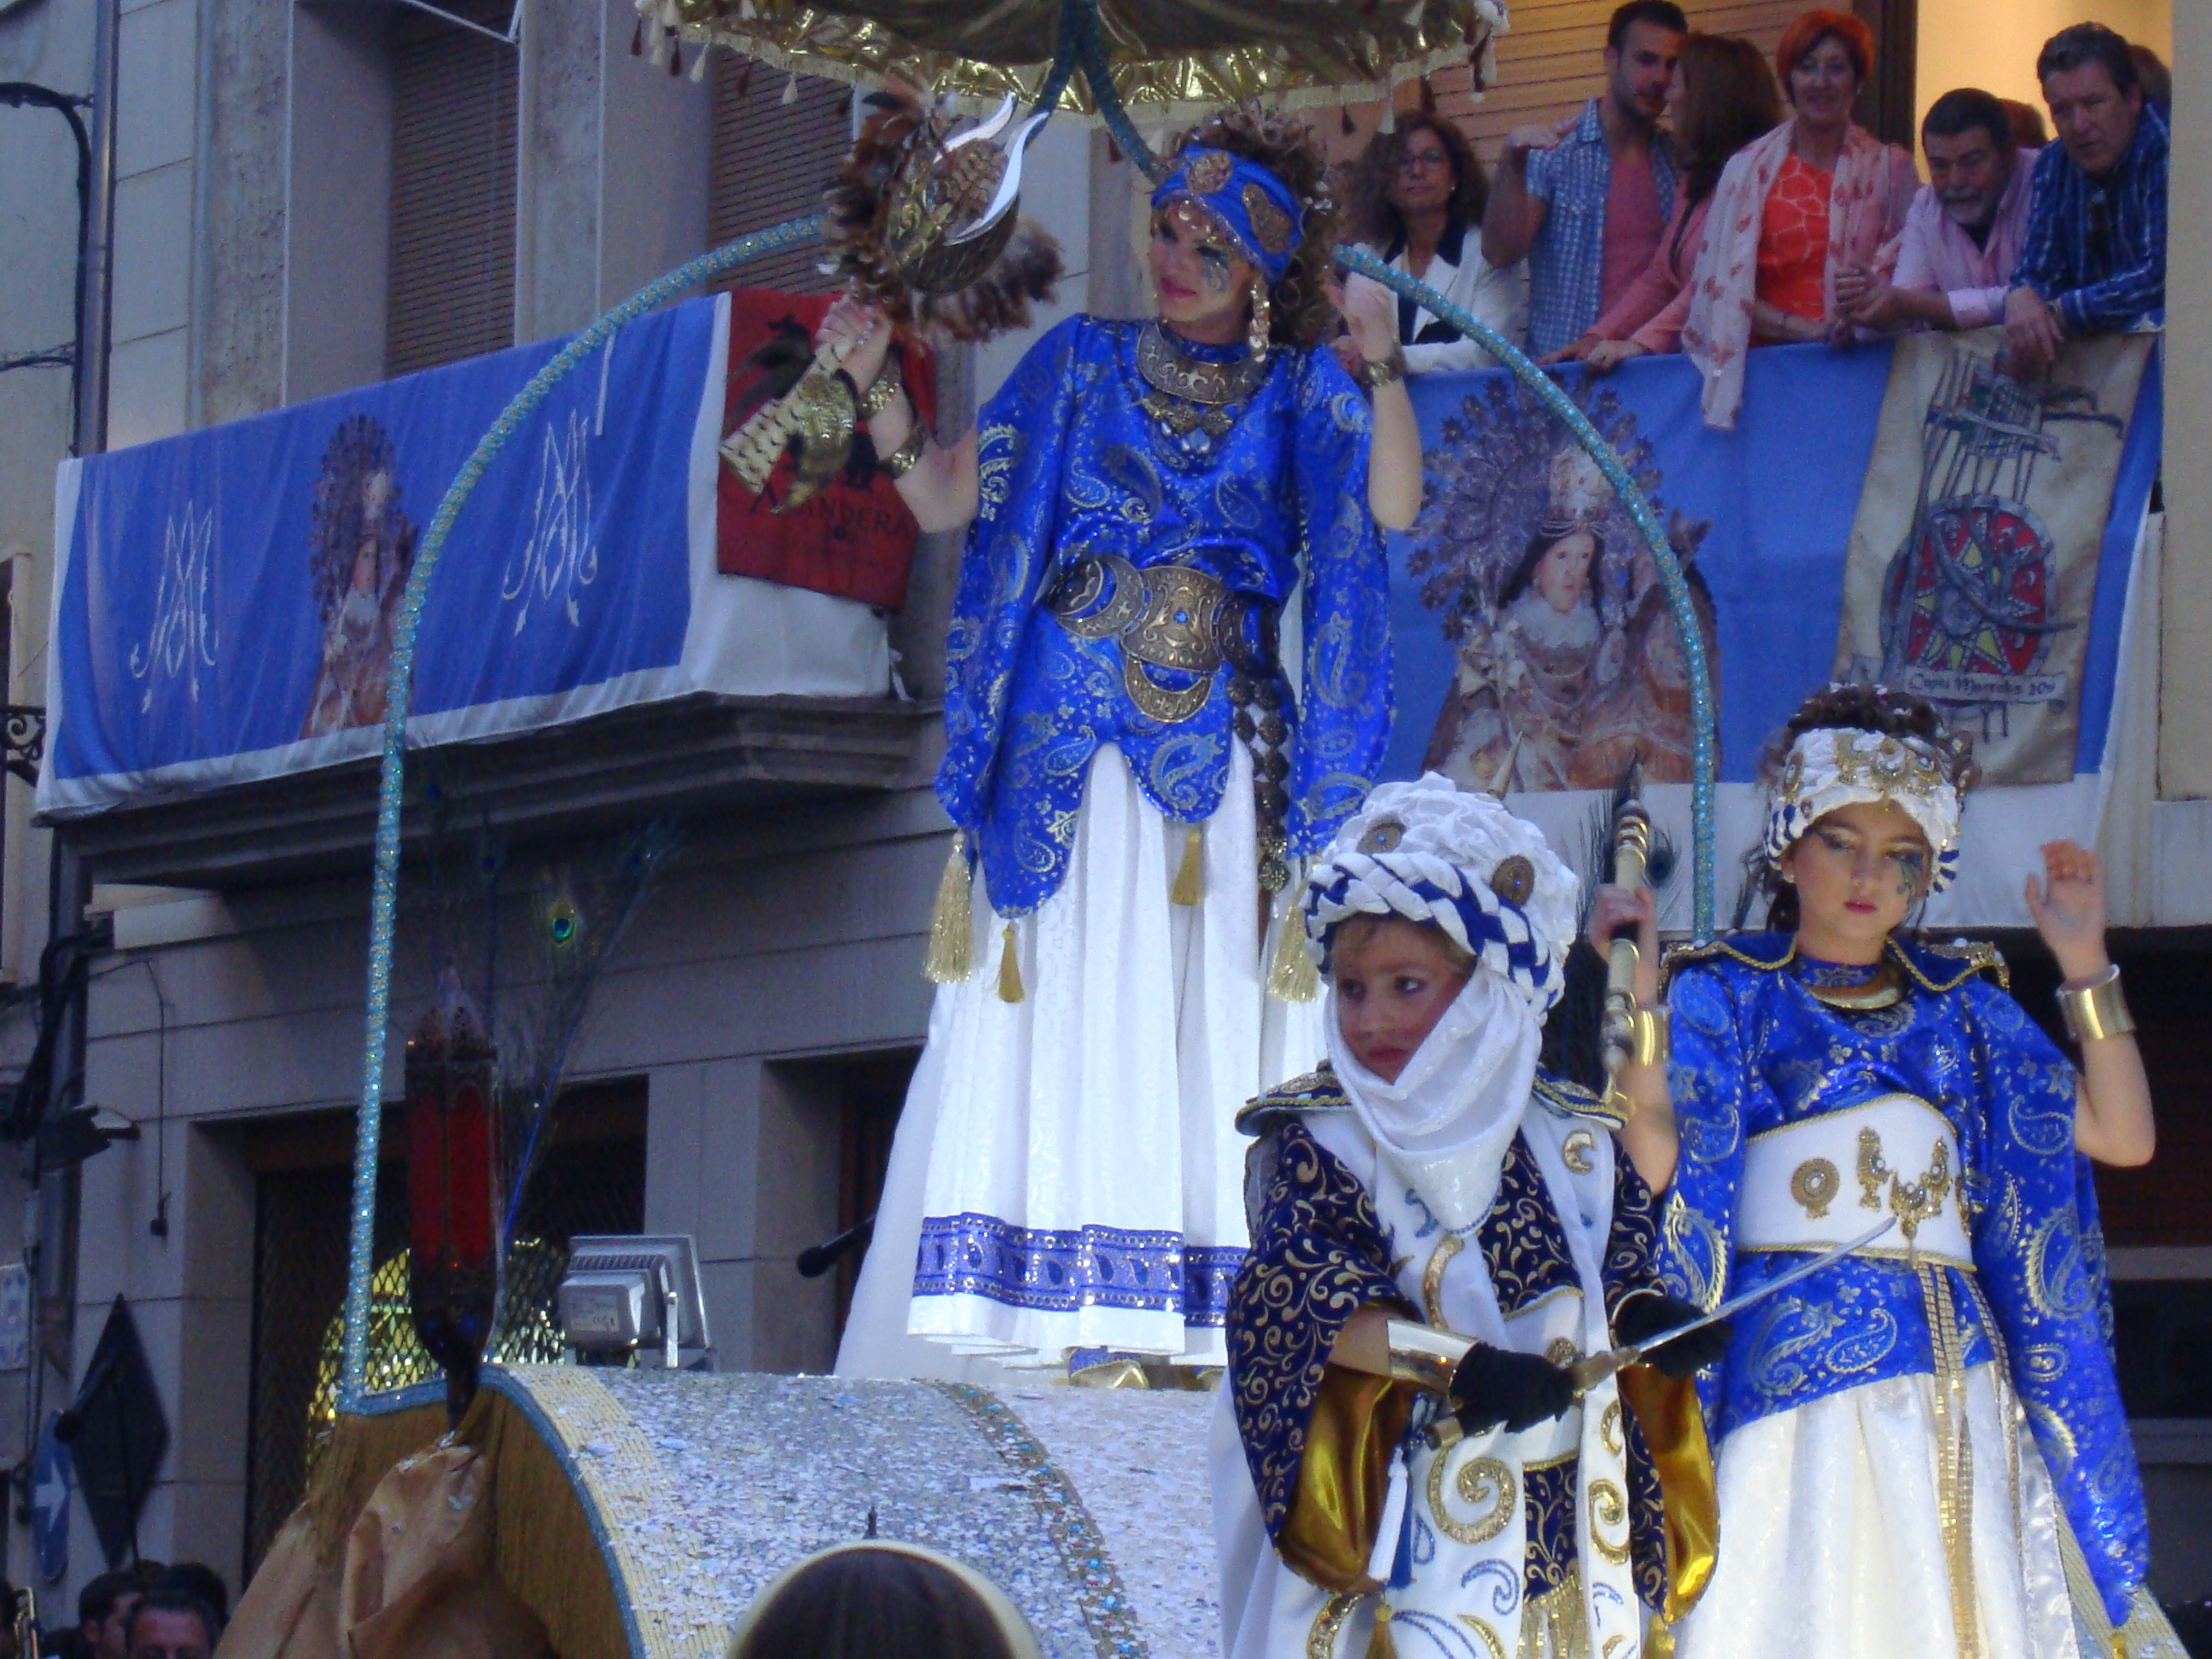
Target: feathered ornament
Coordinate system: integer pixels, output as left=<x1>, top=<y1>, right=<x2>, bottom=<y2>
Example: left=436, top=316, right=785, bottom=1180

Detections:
left=724, top=85, right=1064, bottom=513
left=824, top=84, right=1064, bottom=342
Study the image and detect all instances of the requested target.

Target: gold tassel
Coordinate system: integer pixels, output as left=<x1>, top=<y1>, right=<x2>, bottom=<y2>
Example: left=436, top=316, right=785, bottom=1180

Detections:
left=997, top=922, right=1025, bottom=1004
left=923, top=830, right=975, bottom=984
left=1171, top=824, right=1204, bottom=906
left=1365, top=1604, right=1399, bottom=1659
left=1266, top=876, right=1321, bottom=1003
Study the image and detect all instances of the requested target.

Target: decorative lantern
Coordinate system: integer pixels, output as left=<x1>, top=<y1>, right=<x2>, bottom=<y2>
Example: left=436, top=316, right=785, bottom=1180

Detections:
left=405, top=965, right=503, bottom=1419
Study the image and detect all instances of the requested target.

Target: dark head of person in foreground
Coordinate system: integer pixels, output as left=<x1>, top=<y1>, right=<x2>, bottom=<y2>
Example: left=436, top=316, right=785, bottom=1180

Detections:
left=121, top=1592, right=218, bottom=1659
left=728, top=1543, right=1042, bottom=1659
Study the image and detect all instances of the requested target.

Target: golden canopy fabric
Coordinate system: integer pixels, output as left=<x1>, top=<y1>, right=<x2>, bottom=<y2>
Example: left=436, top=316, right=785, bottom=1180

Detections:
left=659, top=0, right=1506, bottom=121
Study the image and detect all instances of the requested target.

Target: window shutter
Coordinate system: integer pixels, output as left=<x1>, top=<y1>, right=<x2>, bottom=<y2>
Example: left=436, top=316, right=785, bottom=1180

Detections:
left=386, top=7, right=519, bottom=377
left=709, top=56, right=847, bottom=293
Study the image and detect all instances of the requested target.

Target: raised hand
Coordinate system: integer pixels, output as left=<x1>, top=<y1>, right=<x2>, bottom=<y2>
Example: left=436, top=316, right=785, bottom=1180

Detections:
left=1330, top=273, right=1399, bottom=368
left=2025, top=839, right=2110, bottom=981
left=816, top=295, right=894, bottom=393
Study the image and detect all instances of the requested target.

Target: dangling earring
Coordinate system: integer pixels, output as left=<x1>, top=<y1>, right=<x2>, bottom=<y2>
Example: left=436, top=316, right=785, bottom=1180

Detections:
left=1248, top=278, right=1271, bottom=360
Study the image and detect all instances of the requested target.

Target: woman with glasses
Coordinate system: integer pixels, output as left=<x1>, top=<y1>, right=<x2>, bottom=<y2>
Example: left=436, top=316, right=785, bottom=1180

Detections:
left=1682, top=9, right=1918, bottom=427
left=1342, top=114, right=1528, bottom=373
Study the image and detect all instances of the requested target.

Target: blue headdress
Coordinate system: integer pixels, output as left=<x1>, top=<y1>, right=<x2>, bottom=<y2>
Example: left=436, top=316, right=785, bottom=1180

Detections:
left=1149, top=146, right=1306, bottom=284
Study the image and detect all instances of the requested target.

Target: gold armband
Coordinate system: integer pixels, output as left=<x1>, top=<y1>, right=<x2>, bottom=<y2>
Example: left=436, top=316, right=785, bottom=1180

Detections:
left=1630, top=1004, right=1669, bottom=1069
left=855, top=363, right=905, bottom=422
left=1359, top=347, right=1407, bottom=391
left=2058, top=964, right=2134, bottom=1044
left=879, top=422, right=928, bottom=480
left=1384, top=1319, right=1470, bottom=1394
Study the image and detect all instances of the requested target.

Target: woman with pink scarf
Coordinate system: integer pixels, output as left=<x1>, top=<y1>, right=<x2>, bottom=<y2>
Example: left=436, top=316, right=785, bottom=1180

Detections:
left=1683, top=9, right=1918, bottom=428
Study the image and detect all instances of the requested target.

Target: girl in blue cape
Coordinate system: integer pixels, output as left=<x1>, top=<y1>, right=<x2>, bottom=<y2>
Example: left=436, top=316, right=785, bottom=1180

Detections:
left=828, top=108, right=1425, bottom=1375
left=1593, top=683, right=2166, bottom=1659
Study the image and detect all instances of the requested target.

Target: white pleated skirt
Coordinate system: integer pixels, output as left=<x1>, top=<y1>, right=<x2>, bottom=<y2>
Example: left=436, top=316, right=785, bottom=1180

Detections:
left=1674, top=1365, right=2081, bottom=1659
left=836, top=742, right=1329, bottom=1377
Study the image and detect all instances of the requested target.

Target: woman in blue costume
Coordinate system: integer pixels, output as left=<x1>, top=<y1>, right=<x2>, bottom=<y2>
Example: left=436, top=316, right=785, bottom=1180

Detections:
left=829, top=108, right=1426, bottom=1375
left=1592, top=684, right=2165, bottom=1658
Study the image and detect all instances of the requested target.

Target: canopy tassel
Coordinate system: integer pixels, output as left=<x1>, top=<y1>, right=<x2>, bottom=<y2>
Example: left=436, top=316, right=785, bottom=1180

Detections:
left=1266, top=876, right=1320, bottom=1003
left=1171, top=824, right=1204, bottom=906
left=923, top=831, right=975, bottom=985
left=997, top=922, right=1026, bottom=1004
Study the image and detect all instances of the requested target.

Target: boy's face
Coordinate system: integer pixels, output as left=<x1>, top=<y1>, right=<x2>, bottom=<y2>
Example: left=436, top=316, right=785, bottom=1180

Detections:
left=1331, top=917, right=1472, bottom=1083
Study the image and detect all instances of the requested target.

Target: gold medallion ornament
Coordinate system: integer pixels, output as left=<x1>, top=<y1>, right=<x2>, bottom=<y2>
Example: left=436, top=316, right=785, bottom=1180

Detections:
left=1488, top=853, right=1535, bottom=905
left=1562, top=1128, right=1597, bottom=1174
left=1357, top=818, right=1405, bottom=856
left=1243, top=181, right=1295, bottom=255
left=1185, top=149, right=1235, bottom=192
left=1790, top=1157, right=1840, bottom=1220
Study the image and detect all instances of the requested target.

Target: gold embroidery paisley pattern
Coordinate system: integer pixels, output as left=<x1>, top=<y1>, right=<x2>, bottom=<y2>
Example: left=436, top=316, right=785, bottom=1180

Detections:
left=1590, top=1478, right=1633, bottom=1564
left=1428, top=1452, right=1516, bottom=1545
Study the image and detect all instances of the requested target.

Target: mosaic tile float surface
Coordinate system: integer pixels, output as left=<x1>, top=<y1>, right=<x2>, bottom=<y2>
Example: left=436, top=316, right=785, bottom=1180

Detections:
left=524, top=1369, right=1220, bottom=1659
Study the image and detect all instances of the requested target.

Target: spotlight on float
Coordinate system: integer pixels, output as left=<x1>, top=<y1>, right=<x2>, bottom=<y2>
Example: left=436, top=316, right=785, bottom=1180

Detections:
left=556, top=1235, right=713, bottom=1371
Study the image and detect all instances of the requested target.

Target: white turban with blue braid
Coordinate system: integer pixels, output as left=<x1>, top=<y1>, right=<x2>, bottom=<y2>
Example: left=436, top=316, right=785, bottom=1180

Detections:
left=1301, top=772, right=1580, bottom=1017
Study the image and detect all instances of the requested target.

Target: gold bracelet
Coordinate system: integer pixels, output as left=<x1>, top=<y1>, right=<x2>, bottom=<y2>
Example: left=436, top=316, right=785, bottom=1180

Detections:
left=1383, top=1319, right=1470, bottom=1394
left=2058, top=964, right=2134, bottom=1043
left=1629, top=1004, right=1669, bottom=1069
left=1359, top=347, right=1407, bottom=390
left=879, top=420, right=928, bottom=480
left=855, top=363, right=905, bottom=422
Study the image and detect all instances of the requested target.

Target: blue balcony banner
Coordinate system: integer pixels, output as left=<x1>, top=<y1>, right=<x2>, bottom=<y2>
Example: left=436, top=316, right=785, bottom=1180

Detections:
left=1388, top=330, right=2160, bottom=930
left=42, top=293, right=894, bottom=818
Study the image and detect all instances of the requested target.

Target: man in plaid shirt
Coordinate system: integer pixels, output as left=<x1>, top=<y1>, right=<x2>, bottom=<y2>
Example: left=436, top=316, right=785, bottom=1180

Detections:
left=1481, top=0, right=1685, bottom=358
left=2007, top=22, right=2167, bottom=377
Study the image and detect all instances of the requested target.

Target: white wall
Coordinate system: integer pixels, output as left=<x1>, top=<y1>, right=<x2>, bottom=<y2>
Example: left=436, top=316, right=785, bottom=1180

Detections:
left=1915, top=0, right=2172, bottom=145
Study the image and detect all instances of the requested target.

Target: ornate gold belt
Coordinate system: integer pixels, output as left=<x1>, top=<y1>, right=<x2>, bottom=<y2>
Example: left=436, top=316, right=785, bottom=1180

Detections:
left=1046, top=551, right=1274, bottom=725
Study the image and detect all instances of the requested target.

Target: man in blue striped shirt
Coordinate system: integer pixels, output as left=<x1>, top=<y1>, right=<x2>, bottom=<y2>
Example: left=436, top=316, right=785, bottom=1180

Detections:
left=2005, top=23, right=2167, bottom=377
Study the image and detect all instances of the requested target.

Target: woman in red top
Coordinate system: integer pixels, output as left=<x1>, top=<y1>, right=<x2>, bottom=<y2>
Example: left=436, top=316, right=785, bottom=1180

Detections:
left=1682, top=10, right=1918, bottom=428
left=1549, top=33, right=1784, bottom=371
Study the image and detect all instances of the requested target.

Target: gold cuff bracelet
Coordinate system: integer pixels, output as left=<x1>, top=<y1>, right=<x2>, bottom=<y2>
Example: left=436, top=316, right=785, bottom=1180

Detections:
left=2058, top=964, right=2134, bottom=1044
left=879, top=422, right=928, bottom=480
left=1630, top=1004, right=1669, bottom=1069
left=1359, top=348, right=1407, bottom=391
left=855, top=364, right=905, bottom=422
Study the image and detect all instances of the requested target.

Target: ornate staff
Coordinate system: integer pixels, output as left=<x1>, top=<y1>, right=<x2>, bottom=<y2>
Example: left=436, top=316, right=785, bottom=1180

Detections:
left=1600, top=789, right=1651, bottom=1115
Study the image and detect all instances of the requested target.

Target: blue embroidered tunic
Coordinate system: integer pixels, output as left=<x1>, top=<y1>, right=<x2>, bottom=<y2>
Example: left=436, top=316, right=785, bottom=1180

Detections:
left=1661, top=932, right=2150, bottom=1622
left=938, top=317, right=1393, bottom=917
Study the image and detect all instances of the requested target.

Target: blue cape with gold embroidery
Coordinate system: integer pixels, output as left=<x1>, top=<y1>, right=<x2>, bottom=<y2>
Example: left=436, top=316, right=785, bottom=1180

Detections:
left=1659, top=931, right=2149, bottom=1622
left=936, top=317, right=1392, bottom=917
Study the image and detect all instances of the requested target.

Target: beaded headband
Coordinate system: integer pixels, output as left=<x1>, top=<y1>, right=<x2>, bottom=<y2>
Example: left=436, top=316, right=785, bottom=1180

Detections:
left=1762, top=725, right=1964, bottom=893
left=1150, top=146, right=1306, bottom=284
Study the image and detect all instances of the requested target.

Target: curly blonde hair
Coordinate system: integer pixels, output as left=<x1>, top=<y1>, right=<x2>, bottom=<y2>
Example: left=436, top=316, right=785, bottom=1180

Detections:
left=1164, top=107, right=1342, bottom=351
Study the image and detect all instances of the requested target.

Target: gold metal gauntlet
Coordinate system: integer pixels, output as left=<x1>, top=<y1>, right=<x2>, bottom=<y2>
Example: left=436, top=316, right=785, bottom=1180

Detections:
left=2058, top=965, right=2134, bottom=1044
left=1385, top=1320, right=1470, bottom=1394
left=1630, top=1004, right=1669, bottom=1069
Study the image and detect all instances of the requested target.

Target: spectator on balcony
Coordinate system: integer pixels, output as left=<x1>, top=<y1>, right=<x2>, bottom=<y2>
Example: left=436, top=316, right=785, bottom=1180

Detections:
left=2006, top=22, right=2168, bottom=377
left=1681, top=9, right=1918, bottom=427
left=2001, top=97, right=2050, bottom=148
left=1481, top=0, right=1685, bottom=357
left=1343, top=114, right=1527, bottom=371
left=2133, top=43, right=2171, bottom=116
left=1545, top=32, right=1783, bottom=371
left=1838, top=88, right=2038, bottom=334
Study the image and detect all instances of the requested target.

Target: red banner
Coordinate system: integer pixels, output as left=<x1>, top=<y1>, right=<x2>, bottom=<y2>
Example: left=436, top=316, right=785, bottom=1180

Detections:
left=716, top=288, right=936, bottom=611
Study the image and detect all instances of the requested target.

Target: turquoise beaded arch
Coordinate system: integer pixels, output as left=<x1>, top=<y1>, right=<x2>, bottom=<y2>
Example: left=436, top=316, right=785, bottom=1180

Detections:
left=337, top=9, right=1717, bottom=1404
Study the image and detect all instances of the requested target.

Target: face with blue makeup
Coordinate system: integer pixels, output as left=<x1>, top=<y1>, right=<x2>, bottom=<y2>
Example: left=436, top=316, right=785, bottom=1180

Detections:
left=1147, top=199, right=1260, bottom=347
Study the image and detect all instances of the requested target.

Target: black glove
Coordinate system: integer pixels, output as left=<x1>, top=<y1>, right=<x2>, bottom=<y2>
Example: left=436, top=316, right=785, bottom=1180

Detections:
left=1447, top=1342, right=1578, bottom=1435
left=1613, top=1291, right=1731, bottom=1378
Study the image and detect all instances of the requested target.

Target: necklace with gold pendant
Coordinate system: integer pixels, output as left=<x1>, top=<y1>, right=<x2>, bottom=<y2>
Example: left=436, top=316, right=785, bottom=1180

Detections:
left=1800, top=956, right=1906, bottom=1010
left=1136, top=322, right=1268, bottom=454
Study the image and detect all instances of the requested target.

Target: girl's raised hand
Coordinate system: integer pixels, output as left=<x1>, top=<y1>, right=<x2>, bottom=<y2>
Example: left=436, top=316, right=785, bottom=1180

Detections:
left=2025, top=839, right=2110, bottom=981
